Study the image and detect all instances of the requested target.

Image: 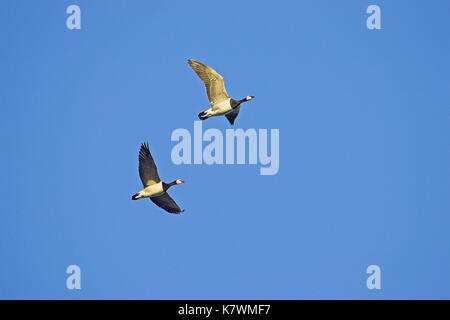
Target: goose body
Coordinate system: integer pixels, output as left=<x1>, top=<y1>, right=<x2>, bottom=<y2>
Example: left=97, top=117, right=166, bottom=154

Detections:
left=132, top=142, right=184, bottom=214
left=138, top=181, right=164, bottom=198
left=200, top=98, right=232, bottom=118
left=188, top=59, right=254, bottom=125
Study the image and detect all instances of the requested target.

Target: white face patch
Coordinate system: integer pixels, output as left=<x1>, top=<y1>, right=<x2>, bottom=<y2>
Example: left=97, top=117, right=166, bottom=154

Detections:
left=246, top=96, right=253, bottom=101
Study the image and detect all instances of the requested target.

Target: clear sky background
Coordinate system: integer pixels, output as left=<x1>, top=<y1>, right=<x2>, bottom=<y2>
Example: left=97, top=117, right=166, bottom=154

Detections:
left=0, top=0, right=449, bottom=299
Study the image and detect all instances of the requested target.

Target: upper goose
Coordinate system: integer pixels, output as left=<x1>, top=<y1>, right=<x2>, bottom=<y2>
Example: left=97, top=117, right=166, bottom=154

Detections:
left=131, top=142, right=184, bottom=214
left=188, top=59, right=254, bottom=125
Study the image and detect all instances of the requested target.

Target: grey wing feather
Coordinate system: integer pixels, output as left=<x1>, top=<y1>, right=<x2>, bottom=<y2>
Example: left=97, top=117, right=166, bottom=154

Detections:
left=188, top=59, right=229, bottom=106
left=225, top=107, right=240, bottom=125
left=138, top=142, right=160, bottom=187
left=150, top=193, right=183, bottom=214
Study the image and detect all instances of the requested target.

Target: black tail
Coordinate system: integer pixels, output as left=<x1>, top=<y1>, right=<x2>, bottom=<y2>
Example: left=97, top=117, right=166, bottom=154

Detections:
left=131, top=193, right=139, bottom=200
left=198, top=111, right=208, bottom=120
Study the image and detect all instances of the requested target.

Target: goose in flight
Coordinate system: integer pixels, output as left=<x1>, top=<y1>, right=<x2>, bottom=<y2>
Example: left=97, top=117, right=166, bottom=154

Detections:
left=131, top=142, right=184, bottom=214
left=188, top=59, right=254, bottom=125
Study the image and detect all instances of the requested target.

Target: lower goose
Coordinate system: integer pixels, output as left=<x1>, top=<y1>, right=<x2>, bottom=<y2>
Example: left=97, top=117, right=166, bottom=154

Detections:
left=131, top=142, right=184, bottom=214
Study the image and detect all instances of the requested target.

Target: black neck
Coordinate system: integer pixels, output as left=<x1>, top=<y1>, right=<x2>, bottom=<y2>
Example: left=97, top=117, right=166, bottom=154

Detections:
left=230, top=98, right=245, bottom=109
left=162, top=181, right=178, bottom=191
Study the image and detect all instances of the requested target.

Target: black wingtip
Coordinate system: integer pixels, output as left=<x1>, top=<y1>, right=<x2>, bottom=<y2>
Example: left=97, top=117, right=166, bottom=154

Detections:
left=140, top=141, right=149, bottom=150
left=139, top=142, right=151, bottom=161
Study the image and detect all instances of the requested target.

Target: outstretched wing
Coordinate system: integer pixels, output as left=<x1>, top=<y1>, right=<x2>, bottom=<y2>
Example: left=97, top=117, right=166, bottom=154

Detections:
left=150, top=193, right=183, bottom=214
left=225, top=107, right=240, bottom=125
left=138, top=142, right=160, bottom=187
left=188, top=59, right=229, bottom=106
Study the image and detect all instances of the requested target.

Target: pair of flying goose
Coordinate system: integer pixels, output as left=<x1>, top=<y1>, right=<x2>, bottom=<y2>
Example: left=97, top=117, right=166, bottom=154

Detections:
left=132, top=59, right=254, bottom=214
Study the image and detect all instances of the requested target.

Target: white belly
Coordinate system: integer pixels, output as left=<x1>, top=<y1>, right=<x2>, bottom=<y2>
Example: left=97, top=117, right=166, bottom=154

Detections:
left=210, top=98, right=232, bottom=116
left=142, top=182, right=164, bottom=197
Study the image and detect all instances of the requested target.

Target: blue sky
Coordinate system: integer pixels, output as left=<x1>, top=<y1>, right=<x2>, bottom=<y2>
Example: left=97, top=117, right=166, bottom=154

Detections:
left=0, top=0, right=449, bottom=299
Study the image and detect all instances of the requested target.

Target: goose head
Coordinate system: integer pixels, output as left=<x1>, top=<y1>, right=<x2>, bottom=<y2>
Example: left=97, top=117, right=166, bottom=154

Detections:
left=239, top=96, right=254, bottom=103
